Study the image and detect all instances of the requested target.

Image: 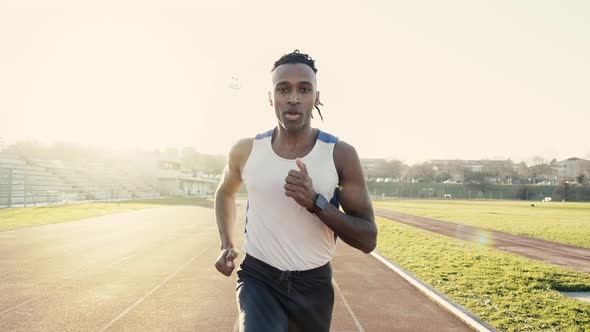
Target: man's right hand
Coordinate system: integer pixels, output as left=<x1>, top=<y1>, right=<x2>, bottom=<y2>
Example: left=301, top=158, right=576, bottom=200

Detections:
left=215, top=248, right=239, bottom=276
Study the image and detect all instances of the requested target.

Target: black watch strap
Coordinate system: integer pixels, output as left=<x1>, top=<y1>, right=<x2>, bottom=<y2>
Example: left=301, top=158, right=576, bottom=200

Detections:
left=308, top=193, right=328, bottom=214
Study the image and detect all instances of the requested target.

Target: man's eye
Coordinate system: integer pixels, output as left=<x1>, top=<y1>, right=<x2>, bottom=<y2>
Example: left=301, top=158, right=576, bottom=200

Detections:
left=300, top=88, right=311, bottom=93
left=278, top=88, right=289, bottom=93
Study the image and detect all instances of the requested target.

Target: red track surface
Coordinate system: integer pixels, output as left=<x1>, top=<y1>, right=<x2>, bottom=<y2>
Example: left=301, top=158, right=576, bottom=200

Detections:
left=375, top=208, right=590, bottom=273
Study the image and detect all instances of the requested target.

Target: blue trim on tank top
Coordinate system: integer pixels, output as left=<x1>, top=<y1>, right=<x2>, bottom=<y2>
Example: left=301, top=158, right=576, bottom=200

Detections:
left=255, top=128, right=338, bottom=144
left=317, top=131, right=338, bottom=144
left=255, top=129, right=274, bottom=140
left=244, top=200, right=249, bottom=234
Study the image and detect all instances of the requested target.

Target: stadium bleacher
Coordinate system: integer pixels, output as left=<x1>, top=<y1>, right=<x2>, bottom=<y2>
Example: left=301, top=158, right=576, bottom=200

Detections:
left=0, top=152, right=160, bottom=208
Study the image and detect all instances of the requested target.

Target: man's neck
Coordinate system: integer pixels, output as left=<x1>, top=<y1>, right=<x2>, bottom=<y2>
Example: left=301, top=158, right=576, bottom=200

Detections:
left=274, top=125, right=316, bottom=153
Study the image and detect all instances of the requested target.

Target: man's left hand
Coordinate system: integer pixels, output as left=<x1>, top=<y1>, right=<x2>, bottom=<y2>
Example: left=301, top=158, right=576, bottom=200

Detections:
left=284, top=158, right=316, bottom=209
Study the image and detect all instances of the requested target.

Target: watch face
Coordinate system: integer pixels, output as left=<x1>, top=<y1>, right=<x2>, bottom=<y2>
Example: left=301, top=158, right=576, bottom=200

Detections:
left=316, top=194, right=329, bottom=210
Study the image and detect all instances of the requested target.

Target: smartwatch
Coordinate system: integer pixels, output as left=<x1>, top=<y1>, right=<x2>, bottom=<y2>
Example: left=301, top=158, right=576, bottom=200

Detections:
left=312, top=193, right=328, bottom=212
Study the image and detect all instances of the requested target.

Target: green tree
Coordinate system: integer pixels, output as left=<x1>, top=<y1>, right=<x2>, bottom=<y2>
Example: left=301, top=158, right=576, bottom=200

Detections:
left=408, top=162, right=435, bottom=183
left=554, top=180, right=570, bottom=201
left=464, top=169, right=492, bottom=193
left=516, top=161, right=530, bottom=184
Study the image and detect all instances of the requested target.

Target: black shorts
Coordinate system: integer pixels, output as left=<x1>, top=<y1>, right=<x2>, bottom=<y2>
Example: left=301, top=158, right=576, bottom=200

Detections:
left=236, top=254, right=334, bottom=332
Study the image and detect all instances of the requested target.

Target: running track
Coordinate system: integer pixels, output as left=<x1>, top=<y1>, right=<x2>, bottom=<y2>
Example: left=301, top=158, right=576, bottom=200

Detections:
left=0, top=205, right=481, bottom=331
left=375, top=208, right=590, bottom=273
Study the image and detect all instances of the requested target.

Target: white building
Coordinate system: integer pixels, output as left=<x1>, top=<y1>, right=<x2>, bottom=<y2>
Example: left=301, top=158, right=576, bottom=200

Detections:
left=556, top=157, right=590, bottom=179
left=157, top=160, right=218, bottom=196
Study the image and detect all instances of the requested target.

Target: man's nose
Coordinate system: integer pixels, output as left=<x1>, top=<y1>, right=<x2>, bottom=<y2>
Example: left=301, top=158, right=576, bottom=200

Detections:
left=287, top=92, right=300, bottom=104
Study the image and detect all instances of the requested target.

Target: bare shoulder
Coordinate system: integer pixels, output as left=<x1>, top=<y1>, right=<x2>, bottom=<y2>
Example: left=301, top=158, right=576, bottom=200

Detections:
left=334, top=140, right=358, bottom=158
left=333, top=140, right=361, bottom=177
left=230, top=138, right=254, bottom=161
left=218, top=138, right=253, bottom=194
left=228, top=138, right=254, bottom=172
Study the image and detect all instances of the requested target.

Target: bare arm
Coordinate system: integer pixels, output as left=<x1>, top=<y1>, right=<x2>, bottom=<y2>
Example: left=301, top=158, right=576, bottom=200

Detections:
left=214, top=138, right=252, bottom=276
left=284, top=141, right=377, bottom=253
left=318, top=141, right=377, bottom=253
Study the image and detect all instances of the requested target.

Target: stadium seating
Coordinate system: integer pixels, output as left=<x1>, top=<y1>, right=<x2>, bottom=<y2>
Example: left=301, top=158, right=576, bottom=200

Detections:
left=0, top=152, right=160, bottom=207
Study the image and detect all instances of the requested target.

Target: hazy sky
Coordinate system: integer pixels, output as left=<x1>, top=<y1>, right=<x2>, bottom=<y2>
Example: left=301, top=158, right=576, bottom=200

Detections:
left=1, top=1, right=589, bottom=163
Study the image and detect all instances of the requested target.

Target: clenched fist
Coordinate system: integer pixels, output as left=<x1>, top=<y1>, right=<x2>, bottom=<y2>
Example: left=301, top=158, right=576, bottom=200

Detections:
left=215, top=248, right=239, bottom=276
left=284, top=158, right=316, bottom=209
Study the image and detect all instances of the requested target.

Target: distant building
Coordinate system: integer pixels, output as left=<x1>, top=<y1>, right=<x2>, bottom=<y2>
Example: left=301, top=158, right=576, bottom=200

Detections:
left=157, top=160, right=218, bottom=196
left=430, top=160, right=465, bottom=181
left=556, top=157, right=590, bottom=179
left=528, top=163, right=558, bottom=184
left=431, top=159, right=515, bottom=184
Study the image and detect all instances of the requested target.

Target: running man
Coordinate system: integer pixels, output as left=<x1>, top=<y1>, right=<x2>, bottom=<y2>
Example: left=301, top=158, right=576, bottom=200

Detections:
left=214, top=49, right=377, bottom=332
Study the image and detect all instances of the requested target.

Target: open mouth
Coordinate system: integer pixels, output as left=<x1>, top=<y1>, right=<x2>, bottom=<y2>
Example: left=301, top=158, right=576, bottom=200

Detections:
left=284, top=112, right=302, bottom=121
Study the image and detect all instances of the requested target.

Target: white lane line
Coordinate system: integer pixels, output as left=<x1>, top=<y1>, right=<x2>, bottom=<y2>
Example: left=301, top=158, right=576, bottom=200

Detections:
left=0, top=298, right=37, bottom=316
left=331, top=278, right=365, bottom=332
left=107, top=254, right=137, bottom=267
left=98, top=244, right=215, bottom=332
left=370, top=251, right=494, bottom=332
left=0, top=253, right=135, bottom=317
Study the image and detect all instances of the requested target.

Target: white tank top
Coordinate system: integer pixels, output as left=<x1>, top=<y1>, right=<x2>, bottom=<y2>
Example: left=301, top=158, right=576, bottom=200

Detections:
left=241, top=128, right=340, bottom=271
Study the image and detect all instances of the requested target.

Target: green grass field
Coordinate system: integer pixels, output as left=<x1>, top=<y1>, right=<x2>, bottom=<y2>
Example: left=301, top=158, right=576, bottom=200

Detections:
left=376, top=216, right=590, bottom=332
left=0, top=197, right=211, bottom=232
left=374, top=199, right=590, bottom=248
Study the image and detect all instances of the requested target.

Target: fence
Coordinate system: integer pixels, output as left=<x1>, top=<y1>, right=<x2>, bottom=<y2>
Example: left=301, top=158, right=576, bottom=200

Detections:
left=0, top=168, right=66, bottom=207
left=366, top=182, right=590, bottom=202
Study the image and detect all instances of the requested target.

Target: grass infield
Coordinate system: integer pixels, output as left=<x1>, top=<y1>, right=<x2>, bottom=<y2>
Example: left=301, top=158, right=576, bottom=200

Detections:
left=374, top=199, right=590, bottom=248
left=0, top=197, right=211, bottom=231
left=376, top=216, right=590, bottom=332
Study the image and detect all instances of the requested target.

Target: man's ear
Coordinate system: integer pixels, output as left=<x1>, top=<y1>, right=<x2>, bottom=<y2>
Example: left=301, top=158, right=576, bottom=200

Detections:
left=268, top=91, right=273, bottom=106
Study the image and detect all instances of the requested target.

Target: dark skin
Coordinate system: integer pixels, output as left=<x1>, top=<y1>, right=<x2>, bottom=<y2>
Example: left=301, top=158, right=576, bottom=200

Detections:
left=214, top=63, right=377, bottom=277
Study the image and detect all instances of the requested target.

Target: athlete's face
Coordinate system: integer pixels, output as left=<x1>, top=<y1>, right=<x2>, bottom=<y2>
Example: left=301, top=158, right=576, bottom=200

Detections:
left=269, top=63, right=319, bottom=132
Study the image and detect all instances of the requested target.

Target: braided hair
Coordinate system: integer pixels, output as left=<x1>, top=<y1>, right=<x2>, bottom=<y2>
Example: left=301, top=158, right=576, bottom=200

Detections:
left=271, top=50, right=324, bottom=121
